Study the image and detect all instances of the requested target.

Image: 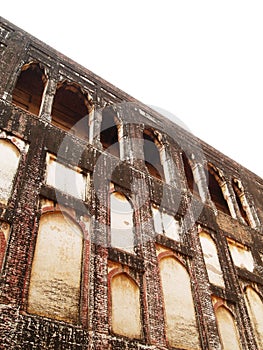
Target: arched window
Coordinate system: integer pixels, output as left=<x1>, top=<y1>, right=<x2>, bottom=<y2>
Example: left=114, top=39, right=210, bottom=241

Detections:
left=143, top=129, right=164, bottom=181
left=232, top=179, right=255, bottom=227
left=199, top=232, right=224, bottom=288
left=12, top=62, right=46, bottom=115
left=28, top=212, right=83, bottom=323
left=100, top=106, right=120, bottom=157
left=244, top=287, right=263, bottom=348
left=110, top=273, right=141, bottom=338
left=51, top=81, right=92, bottom=139
left=110, top=191, right=134, bottom=253
left=159, top=256, right=201, bottom=349
left=207, top=164, right=231, bottom=215
left=215, top=306, right=242, bottom=350
left=182, top=152, right=200, bottom=197
left=0, top=139, right=20, bottom=204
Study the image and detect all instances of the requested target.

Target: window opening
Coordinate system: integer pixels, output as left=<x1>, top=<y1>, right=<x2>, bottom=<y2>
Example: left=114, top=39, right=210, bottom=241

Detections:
left=12, top=62, right=46, bottom=115
left=143, top=130, right=164, bottom=180
left=100, top=106, right=120, bottom=157
left=232, top=179, right=250, bottom=226
left=110, top=191, right=134, bottom=253
left=51, top=81, right=91, bottom=139
left=207, top=164, right=231, bottom=215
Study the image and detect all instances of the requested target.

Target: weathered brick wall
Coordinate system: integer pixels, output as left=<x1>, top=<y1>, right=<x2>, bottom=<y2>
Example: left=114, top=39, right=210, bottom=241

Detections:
left=0, top=17, right=263, bottom=350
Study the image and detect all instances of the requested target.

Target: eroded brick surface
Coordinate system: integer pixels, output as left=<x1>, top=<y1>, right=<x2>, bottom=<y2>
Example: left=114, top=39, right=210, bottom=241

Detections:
left=0, top=16, right=262, bottom=350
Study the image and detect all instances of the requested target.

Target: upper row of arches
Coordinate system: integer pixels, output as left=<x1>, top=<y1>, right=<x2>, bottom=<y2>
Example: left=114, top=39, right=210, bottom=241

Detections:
left=10, top=62, right=260, bottom=229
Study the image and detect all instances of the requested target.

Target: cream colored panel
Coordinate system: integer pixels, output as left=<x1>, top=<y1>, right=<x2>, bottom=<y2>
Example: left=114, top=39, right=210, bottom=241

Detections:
left=28, top=212, right=83, bottom=323
left=111, top=273, right=141, bottom=338
left=152, top=206, right=180, bottom=241
left=244, top=287, right=263, bottom=348
left=162, top=212, right=181, bottom=240
left=227, top=239, right=254, bottom=272
left=199, top=232, right=225, bottom=288
left=46, top=154, right=86, bottom=200
left=0, top=140, right=20, bottom=204
left=111, top=192, right=134, bottom=253
left=152, top=205, right=162, bottom=234
left=159, top=257, right=201, bottom=349
left=216, top=306, right=242, bottom=350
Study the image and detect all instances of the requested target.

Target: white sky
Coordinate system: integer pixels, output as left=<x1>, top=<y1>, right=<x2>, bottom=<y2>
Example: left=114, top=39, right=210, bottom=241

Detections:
left=2, top=1, right=263, bottom=178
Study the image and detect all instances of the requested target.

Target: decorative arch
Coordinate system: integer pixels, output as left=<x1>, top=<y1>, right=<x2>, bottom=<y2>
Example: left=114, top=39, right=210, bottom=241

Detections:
left=143, top=129, right=165, bottom=181
left=182, top=152, right=200, bottom=197
left=159, top=256, right=201, bottom=349
left=110, top=190, right=134, bottom=253
left=100, top=105, right=120, bottom=157
left=215, top=305, right=242, bottom=350
left=28, top=211, right=84, bottom=323
left=232, top=179, right=257, bottom=228
left=12, top=62, right=46, bottom=115
left=51, top=81, right=93, bottom=139
left=0, top=139, right=20, bottom=204
left=244, top=286, right=263, bottom=348
left=110, top=272, right=141, bottom=339
left=207, top=163, right=231, bottom=215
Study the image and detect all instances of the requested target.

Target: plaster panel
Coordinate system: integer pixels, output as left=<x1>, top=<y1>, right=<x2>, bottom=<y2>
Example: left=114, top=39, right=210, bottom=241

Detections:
left=159, top=257, right=201, bottom=349
left=215, top=306, right=242, bottom=350
left=199, top=232, right=225, bottom=288
left=0, top=139, right=20, bottom=204
left=28, top=212, right=83, bottom=323
left=244, top=287, right=263, bottom=348
left=46, top=154, right=86, bottom=200
left=227, top=239, right=254, bottom=272
left=111, top=273, right=141, bottom=339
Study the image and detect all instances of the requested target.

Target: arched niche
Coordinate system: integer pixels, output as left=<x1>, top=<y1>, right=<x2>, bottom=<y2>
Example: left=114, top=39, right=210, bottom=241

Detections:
left=12, top=62, right=46, bottom=115
left=28, top=212, right=84, bottom=323
left=244, top=286, right=263, bottom=348
left=110, top=273, right=141, bottom=339
left=159, top=256, right=201, bottom=349
left=215, top=306, right=242, bottom=350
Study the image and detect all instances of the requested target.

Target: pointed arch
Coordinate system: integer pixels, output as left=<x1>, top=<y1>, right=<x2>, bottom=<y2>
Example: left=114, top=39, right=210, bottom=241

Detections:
left=110, top=272, right=141, bottom=338
left=143, top=129, right=165, bottom=181
left=232, top=179, right=257, bottom=228
left=215, top=305, right=242, bottom=350
left=207, top=163, right=231, bottom=215
left=28, top=212, right=84, bottom=323
left=12, top=62, right=46, bottom=115
left=100, top=105, right=120, bottom=157
left=0, top=139, right=20, bottom=204
left=244, top=286, right=263, bottom=348
left=159, top=256, right=201, bottom=349
left=51, top=81, right=92, bottom=139
left=182, top=152, right=200, bottom=197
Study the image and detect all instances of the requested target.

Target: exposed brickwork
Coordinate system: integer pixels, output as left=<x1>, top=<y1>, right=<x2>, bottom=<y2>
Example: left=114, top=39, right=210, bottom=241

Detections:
left=0, top=17, right=262, bottom=350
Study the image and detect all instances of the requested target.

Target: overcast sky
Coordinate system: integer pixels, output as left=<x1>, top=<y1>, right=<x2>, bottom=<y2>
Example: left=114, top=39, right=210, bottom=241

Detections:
left=2, top=1, right=263, bottom=178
